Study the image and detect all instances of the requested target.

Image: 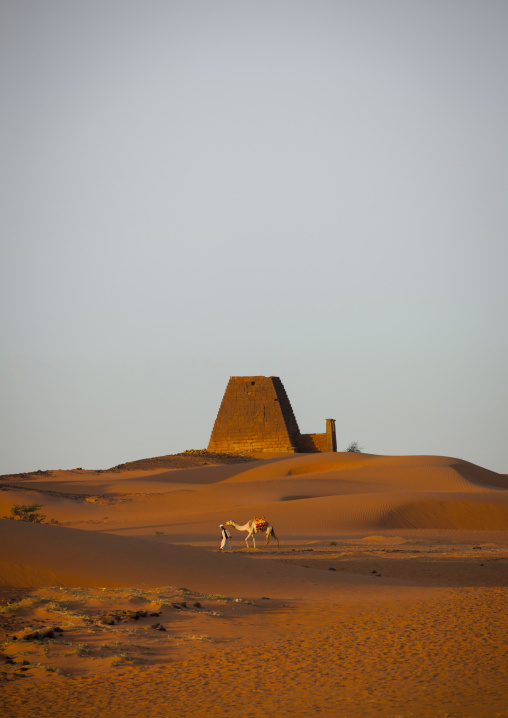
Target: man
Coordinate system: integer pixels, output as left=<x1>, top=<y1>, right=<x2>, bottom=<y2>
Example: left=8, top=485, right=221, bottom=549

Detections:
left=219, top=524, right=232, bottom=550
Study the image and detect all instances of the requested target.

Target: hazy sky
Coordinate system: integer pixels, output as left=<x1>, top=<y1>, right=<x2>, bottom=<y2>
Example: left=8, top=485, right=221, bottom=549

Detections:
left=1, top=1, right=507, bottom=475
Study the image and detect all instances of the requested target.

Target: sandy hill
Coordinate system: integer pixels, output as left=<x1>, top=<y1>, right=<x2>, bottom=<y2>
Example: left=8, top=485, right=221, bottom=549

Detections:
left=1, top=451, right=507, bottom=592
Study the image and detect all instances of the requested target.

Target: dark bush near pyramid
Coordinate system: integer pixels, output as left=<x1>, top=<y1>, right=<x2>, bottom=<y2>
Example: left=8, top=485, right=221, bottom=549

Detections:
left=208, top=376, right=336, bottom=454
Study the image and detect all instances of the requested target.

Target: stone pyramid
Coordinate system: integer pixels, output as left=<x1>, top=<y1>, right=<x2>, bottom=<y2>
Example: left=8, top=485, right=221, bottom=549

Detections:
left=207, top=376, right=301, bottom=454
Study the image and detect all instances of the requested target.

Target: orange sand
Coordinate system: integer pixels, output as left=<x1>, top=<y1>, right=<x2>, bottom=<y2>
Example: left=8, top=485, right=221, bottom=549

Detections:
left=1, top=452, right=507, bottom=717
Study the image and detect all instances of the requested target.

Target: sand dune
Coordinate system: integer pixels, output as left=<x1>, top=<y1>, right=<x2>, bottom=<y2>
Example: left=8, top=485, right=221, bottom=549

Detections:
left=1, top=451, right=507, bottom=594
left=1, top=453, right=507, bottom=543
left=224, top=452, right=505, bottom=489
left=1, top=451, right=507, bottom=717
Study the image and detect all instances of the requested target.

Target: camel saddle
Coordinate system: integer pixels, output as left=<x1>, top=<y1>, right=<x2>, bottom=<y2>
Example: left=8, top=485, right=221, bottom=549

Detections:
left=254, top=516, right=268, bottom=532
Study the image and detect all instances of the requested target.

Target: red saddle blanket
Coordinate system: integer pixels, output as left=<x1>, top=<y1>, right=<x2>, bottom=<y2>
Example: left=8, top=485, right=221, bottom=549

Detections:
left=254, top=519, right=268, bottom=532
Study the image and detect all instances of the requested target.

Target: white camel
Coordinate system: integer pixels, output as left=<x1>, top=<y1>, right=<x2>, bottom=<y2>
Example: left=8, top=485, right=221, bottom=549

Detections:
left=225, top=517, right=279, bottom=550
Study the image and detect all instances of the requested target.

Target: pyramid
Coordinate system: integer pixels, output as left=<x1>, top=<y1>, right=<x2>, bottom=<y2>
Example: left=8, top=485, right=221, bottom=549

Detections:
left=208, top=376, right=301, bottom=454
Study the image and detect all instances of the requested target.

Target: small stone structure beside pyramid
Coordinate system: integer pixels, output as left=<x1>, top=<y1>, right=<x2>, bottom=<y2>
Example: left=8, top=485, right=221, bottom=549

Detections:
left=208, top=376, right=336, bottom=454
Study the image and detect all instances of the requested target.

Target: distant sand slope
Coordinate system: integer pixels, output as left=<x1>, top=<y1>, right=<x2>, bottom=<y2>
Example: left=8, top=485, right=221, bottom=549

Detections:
left=1, top=453, right=506, bottom=543
left=256, top=492, right=508, bottom=534
left=224, top=453, right=506, bottom=489
left=218, top=453, right=508, bottom=533
left=380, top=494, right=508, bottom=529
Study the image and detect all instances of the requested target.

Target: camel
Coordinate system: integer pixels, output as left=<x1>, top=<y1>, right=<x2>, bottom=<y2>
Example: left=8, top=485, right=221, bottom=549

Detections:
left=225, top=516, right=279, bottom=549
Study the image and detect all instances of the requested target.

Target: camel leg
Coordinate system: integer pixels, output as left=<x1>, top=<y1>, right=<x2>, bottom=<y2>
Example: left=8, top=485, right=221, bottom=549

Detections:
left=270, top=528, right=280, bottom=550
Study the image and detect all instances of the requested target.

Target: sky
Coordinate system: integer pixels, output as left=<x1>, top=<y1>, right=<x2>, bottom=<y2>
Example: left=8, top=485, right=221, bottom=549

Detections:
left=1, top=0, right=507, bottom=475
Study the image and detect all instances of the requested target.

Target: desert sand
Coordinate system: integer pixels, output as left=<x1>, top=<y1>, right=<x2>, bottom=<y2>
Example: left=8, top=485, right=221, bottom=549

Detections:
left=1, top=451, right=507, bottom=717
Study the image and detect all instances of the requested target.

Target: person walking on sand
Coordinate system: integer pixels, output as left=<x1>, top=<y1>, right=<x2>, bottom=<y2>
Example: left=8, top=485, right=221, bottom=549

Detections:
left=219, top=524, right=232, bottom=550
